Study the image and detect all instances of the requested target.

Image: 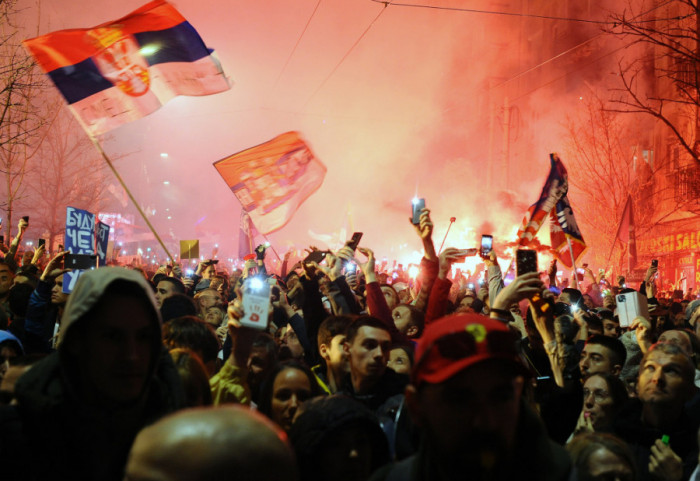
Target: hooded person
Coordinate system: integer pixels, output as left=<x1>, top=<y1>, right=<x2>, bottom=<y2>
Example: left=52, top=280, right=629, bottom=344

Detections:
left=0, top=267, right=186, bottom=481
left=289, top=394, right=391, bottom=481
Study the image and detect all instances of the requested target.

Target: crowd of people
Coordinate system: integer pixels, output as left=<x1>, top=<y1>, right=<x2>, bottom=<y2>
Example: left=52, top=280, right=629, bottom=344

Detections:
left=0, top=209, right=699, bottom=481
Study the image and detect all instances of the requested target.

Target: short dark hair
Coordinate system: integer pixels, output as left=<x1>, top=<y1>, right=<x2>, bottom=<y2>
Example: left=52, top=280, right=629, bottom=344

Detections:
left=157, top=276, right=185, bottom=295
left=397, top=304, right=425, bottom=338
left=162, top=315, right=220, bottom=365
left=317, top=315, right=355, bottom=348
left=160, top=294, right=197, bottom=323
left=345, top=315, right=391, bottom=344
left=586, top=335, right=627, bottom=367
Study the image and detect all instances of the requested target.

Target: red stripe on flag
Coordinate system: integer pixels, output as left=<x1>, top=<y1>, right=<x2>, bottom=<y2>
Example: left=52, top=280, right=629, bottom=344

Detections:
left=24, top=0, right=185, bottom=72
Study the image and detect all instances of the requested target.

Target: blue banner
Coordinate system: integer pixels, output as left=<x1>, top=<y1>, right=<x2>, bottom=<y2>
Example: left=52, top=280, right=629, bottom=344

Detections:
left=96, top=221, right=110, bottom=267
left=64, top=206, right=96, bottom=293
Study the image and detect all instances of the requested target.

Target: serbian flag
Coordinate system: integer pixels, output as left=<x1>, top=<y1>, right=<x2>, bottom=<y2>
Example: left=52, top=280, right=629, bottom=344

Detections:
left=516, top=153, right=569, bottom=245
left=215, top=132, right=326, bottom=235
left=23, top=0, right=230, bottom=136
left=549, top=195, right=587, bottom=269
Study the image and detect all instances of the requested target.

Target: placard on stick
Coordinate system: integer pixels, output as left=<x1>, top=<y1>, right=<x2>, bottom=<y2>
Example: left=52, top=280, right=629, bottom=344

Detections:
left=180, top=240, right=199, bottom=260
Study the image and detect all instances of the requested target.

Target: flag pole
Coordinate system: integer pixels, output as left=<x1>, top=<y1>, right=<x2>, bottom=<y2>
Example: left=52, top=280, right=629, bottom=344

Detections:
left=566, top=236, right=580, bottom=291
left=88, top=135, right=175, bottom=262
left=438, top=217, right=456, bottom=255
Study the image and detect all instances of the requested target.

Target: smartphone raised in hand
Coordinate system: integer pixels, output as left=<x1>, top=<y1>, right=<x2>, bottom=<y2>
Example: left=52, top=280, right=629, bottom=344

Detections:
left=346, top=232, right=363, bottom=252
left=240, top=276, right=271, bottom=330
left=38, top=238, right=46, bottom=248
left=516, top=249, right=538, bottom=277
left=480, top=235, right=493, bottom=257
left=411, top=198, right=426, bottom=225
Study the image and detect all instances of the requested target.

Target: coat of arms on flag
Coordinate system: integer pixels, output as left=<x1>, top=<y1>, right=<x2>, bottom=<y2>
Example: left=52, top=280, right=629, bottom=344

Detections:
left=23, top=0, right=231, bottom=136
left=214, top=132, right=326, bottom=235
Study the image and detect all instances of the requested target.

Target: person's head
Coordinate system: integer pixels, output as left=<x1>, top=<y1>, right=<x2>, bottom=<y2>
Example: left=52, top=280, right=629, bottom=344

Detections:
left=599, top=310, right=619, bottom=338
left=638, top=342, right=696, bottom=415
left=405, top=314, right=530, bottom=474
left=247, top=333, right=278, bottom=398
left=0, top=260, right=14, bottom=297
left=125, top=405, right=298, bottom=481
left=202, top=306, right=225, bottom=328
left=387, top=343, right=414, bottom=375
left=582, top=373, right=629, bottom=432
left=658, top=329, right=699, bottom=366
left=317, top=315, right=354, bottom=373
left=343, top=316, right=392, bottom=391
left=279, top=325, right=305, bottom=361
left=154, top=277, right=185, bottom=308
left=0, top=332, right=23, bottom=382
left=579, top=335, right=627, bottom=380
left=51, top=274, right=70, bottom=306
left=8, top=283, right=34, bottom=320
left=559, top=288, right=583, bottom=307
left=582, top=294, right=595, bottom=310
left=391, top=304, right=425, bottom=338
left=209, top=274, right=229, bottom=298
left=162, top=316, right=220, bottom=377
left=195, top=288, right=222, bottom=313
left=168, top=348, right=213, bottom=407
left=289, top=395, right=390, bottom=481
left=160, top=294, right=198, bottom=323
left=567, top=433, right=636, bottom=481
left=380, top=284, right=399, bottom=310
left=259, top=361, right=321, bottom=433
left=58, top=267, right=163, bottom=405
left=201, top=261, right=217, bottom=280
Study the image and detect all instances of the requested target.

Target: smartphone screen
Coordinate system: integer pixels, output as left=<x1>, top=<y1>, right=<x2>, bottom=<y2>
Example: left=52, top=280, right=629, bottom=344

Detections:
left=21, top=216, right=29, bottom=222
left=38, top=239, right=46, bottom=248
left=411, top=198, right=426, bottom=225
left=516, top=249, right=538, bottom=276
left=651, top=259, right=658, bottom=268
left=480, top=235, right=493, bottom=257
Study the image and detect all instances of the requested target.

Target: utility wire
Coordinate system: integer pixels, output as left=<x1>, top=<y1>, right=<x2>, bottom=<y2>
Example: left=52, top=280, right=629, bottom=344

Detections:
left=370, top=0, right=690, bottom=26
left=271, top=0, right=324, bottom=92
left=302, top=1, right=392, bottom=108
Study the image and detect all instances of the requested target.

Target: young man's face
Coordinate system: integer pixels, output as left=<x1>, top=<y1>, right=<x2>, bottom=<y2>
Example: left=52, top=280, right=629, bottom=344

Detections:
left=407, top=361, right=524, bottom=470
left=0, top=264, right=13, bottom=297
left=579, top=343, right=617, bottom=380
left=154, top=280, right=177, bottom=308
left=602, top=319, right=619, bottom=338
left=51, top=275, right=69, bottom=306
left=392, top=305, right=412, bottom=334
left=77, top=294, right=156, bottom=403
left=345, top=326, right=391, bottom=383
left=381, top=286, right=399, bottom=310
left=321, top=334, right=349, bottom=372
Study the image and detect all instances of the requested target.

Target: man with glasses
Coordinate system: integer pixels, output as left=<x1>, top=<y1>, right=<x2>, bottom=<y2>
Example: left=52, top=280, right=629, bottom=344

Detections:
left=371, top=313, right=571, bottom=481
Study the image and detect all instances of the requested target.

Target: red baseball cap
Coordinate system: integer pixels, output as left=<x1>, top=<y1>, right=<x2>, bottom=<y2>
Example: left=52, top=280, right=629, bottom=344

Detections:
left=412, top=313, right=529, bottom=386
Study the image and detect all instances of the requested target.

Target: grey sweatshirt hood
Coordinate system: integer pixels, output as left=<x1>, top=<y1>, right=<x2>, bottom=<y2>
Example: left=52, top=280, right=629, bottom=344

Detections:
left=58, top=267, right=160, bottom=347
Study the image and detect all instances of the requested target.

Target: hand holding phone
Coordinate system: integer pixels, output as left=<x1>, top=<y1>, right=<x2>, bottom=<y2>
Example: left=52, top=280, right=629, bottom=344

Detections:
left=411, top=198, right=426, bottom=225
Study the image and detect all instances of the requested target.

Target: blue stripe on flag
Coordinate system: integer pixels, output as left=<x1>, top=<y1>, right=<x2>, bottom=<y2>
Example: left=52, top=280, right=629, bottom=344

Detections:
left=47, top=22, right=214, bottom=104
left=133, top=22, right=211, bottom=65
